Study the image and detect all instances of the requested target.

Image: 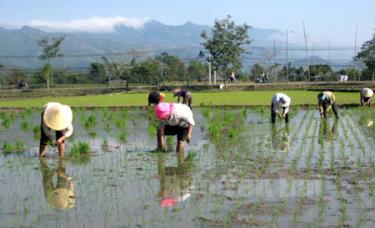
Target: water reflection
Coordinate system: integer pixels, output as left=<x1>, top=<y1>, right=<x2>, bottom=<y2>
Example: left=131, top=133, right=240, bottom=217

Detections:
left=157, top=152, right=194, bottom=208
left=271, top=124, right=290, bottom=152
left=39, top=158, right=75, bottom=210
left=318, top=119, right=339, bottom=145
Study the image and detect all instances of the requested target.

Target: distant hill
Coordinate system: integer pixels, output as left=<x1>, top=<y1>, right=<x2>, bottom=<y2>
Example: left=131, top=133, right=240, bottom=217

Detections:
left=0, top=20, right=352, bottom=70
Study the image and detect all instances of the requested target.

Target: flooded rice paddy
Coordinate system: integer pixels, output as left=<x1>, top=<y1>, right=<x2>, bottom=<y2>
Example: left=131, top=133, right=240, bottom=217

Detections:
left=0, top=107, right=375, bottom=227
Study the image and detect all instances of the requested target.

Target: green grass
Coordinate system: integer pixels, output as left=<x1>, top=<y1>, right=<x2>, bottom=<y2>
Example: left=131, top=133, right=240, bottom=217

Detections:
left=0, top=90, right=361, bottom=108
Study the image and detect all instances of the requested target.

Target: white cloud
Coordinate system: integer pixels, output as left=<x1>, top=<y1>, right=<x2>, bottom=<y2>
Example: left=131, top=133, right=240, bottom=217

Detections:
left=1, top=16, right=150, bottom=32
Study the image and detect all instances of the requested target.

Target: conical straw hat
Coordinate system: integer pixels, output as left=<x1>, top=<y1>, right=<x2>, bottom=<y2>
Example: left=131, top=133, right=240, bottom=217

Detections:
left=43, top=103, right=73, bottom=130
left=362, top=88, right=374, bottom=98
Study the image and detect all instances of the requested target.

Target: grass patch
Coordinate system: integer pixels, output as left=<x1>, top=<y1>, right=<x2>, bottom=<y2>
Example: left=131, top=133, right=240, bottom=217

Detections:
left=2, top=140, right=26, bottom=153
left=0, top=90, right=361, bottom=108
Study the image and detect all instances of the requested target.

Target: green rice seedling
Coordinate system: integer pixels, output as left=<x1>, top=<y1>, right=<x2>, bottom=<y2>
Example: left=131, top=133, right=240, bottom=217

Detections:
left=20, top=108, right=32, bottom=119
left=119, top=131, right=128, bottom=142
left=33, top=126, right=41, bottom=140
left=241, top=108, right=248, bottom=118
left=70, top=142, right=91, bottom=156
left=2, top=140, right=25, bottom=153
left=88, top=131, right=97, bottom=138
left=120, top=109, right=129, bottom=119
left=2, top=141, right=14, bottom=153
left=20, top=121, right=31, bottom=131
left=202, top=108, right=211, bottom=119
left=147, top=122, right=157, bottom=136
left=104, top=122, right=112, bottom=132
left=1, top=115, right=13, bottom=129
left=84, top=115, right=97, bottom=129
left=15, top=140, right=26, bottom=152
left=115, top=118, right=126, bottom=129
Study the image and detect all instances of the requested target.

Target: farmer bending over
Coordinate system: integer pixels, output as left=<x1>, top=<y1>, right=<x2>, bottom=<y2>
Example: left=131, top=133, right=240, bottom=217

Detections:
left=318, top=91, right=339, bottom=119
left=39, top=102, right=74, bottom=158
left=155, top=102, right=194, bottom=153
left=271, top=93, right=291, bottom=123
left=360, top=87, right=374, bottom=107
left=173, top=89, right=192, bottom=110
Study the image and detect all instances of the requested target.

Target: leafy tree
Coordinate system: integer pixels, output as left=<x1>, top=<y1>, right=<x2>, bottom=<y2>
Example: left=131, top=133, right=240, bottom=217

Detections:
left=6, top=69, right=28, bottom=85
left=201, top=15, right=251, bottom=87
left=89, top=62, right=106, bottom=83
left=357, top=33, right=375, bottom=75
left=38, top=36, right=65, bottom=88
left=156, top=52, right=186, bottom=81
left=187, top=60, right=208, bottom=82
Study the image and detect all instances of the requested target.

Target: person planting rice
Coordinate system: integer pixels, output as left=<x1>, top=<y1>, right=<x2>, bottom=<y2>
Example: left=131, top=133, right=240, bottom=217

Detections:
left=271, top=93, right=291, bottom=123
left=154, top=102, right=194, bottom=153
left=317, top=91, right=339, bottom=119
left=173, top=88, right=192, bottom=110
left=360, top=87, right=374, bottom=107
left=148, top=91, right=165, bottom=107
left=39, top=102, right=73, bottom=158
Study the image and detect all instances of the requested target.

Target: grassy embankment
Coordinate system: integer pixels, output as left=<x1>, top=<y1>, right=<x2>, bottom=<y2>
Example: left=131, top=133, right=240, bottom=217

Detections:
left=0, top=90, right=360, bottom=108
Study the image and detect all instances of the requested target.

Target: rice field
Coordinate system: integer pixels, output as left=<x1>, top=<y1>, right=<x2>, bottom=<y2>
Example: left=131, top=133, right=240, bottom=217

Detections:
left=0, top=107, right=375, bottom=227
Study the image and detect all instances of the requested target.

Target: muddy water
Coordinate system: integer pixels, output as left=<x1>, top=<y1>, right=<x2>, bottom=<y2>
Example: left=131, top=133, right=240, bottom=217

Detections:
left=0, top=108, right=374, bottom=227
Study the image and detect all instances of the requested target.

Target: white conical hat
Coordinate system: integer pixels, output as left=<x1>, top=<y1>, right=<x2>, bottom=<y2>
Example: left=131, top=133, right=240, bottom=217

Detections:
left=43, top=103, right=73, bottom=130
left=362, top=88, right=374, bottom=98
left=279, top=95, right=291, bottom=107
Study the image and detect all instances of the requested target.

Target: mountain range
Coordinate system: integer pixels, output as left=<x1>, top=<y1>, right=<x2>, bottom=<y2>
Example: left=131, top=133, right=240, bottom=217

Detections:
left=0, top=20, right=353, bottom=70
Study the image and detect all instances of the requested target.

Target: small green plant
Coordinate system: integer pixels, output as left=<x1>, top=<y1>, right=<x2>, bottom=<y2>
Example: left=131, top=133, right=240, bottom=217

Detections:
left=84, top=115, right=97, bottom=129
left=71, top=142, right=91, bottom=156
left=2, top=140, right=26, bottom=153
left=88, top=131, right=97, bottom=138
left=119, top=131, right=128, bottom=142
left=21, top=121, right=31, bottom=131
left=33, top=126, right=41, bottom=140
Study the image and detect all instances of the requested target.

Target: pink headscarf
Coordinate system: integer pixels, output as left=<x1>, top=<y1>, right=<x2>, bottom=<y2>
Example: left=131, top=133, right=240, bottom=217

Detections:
left=155, top=102, right=174, bottom=120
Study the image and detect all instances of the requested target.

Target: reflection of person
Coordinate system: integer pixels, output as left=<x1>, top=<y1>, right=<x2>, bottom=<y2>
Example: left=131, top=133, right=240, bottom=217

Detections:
left=173, top=89, right=192, bottom=110
left=317, top=91, right=339, bottom=119
left=318, top=119, right=339, bottom=145
left=271, top=124, right=290, bottom=151
left=157, top=152, right=194, bottom=208
left=360, top=88, right=374, bottom=107
left=148, top=92, right=165, bottom=107
left=40, top=158, right=75, bottom=210
left=155, top=103, right=195, bottom=153
left=39, top=102, right=74, bottom=158
left=271, top=93, right=291, bottom=123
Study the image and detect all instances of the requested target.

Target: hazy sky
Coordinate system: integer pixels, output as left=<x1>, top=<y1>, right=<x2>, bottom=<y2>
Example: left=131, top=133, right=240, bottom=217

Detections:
left=1, top=0, right=374, bottom=45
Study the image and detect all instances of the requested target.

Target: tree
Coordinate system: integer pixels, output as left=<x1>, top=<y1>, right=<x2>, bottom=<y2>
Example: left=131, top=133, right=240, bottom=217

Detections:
left=187, top=60, right=208, bottom=82
left=201, top=15, right=251, bottom=87
left=89, top=62, right=106, bottom=83
left=38, top=36, right=65, bottom=88
left=357, top=33, right=375, bottom=76
left=156, top=52, right=186, bottom=81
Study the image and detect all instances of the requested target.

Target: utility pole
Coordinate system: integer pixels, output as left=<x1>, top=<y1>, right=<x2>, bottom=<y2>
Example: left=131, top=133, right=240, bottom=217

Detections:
left=208, top=54, right=212, bottom=85
left=303, top=22, right=310, bottom=82
left=286, top=30, right=289, bottom=82
left=214, top=70, right=217, bottom=85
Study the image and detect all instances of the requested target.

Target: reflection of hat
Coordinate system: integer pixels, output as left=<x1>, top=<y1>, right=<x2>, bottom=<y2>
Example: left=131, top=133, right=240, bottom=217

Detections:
left=362, top=88, right=374, bottom=98
left=47, top=188, right=75, bottom=209
left=155, top=103, right=174, bottom=120
left=43, top=103, right=73, bottom=130
left=279, top=96, right=291, bottom=107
